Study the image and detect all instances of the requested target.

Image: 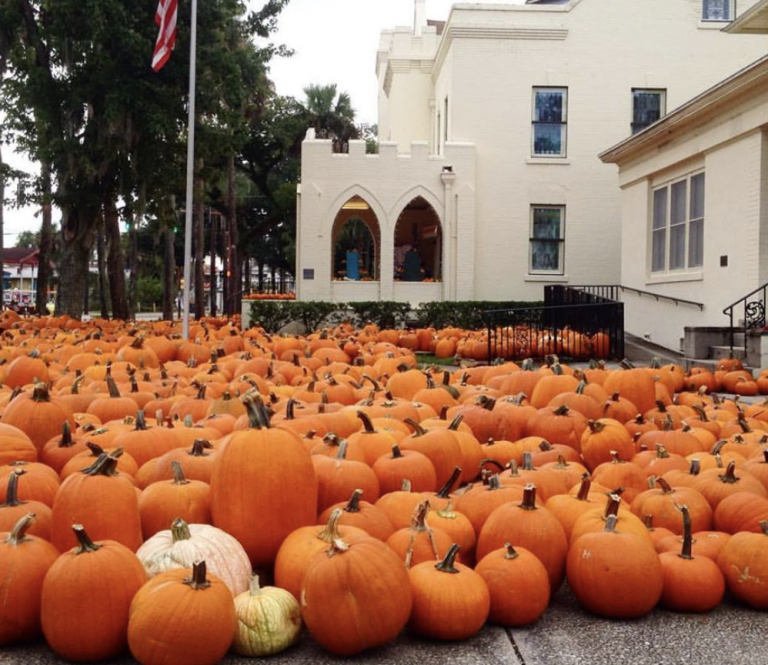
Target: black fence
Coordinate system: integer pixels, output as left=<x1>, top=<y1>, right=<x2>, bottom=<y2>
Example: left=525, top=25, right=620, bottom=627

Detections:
left=724, top=281, right=767, bottom=355
left=485, top=285, right=624, bottom=361
left=249, top=278, right=296, bottom=296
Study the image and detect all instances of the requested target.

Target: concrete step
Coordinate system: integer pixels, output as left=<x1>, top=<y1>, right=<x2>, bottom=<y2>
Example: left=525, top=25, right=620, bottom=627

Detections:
left=624, top=333, right=684, bottom=365
left=710, top=345, right=747, bottom=361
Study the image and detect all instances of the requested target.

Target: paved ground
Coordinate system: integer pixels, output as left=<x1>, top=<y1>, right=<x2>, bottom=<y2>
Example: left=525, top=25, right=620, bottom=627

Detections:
left=1, top=586, right=764, bottom=665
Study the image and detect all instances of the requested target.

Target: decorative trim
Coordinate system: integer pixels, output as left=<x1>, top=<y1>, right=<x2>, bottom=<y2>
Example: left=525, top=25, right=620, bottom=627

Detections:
left=645, top=272, right=704, bottom=286
left=384, top=58, right=435, bottom=96
left=526, top=158, right=571, bottom=166
left=434, top=24, right=568, bottom=79
left=525, top=274, right=569, bottom=283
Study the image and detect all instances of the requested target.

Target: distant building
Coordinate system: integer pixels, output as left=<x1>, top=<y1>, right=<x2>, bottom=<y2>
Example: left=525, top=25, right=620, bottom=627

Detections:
left=2, top=247, right=43, bottom=305
left=601, top=0, right=768, bottom=364
left=296, top=0, right=767, bottom=304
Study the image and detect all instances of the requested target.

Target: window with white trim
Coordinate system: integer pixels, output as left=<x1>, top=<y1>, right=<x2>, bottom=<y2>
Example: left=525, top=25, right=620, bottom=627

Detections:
left=532, top=88, right=567, bottom=157
left=651, top=172, right=705, bottom=274
left=702, top=0, right=732, bottom=21
left=632, top=89, right=666, bottom=134
left=530, top=206, right=565, bottom=274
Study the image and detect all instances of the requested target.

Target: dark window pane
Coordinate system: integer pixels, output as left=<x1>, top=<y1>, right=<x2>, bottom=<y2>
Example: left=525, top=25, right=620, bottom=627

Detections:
left=533, top=208, right=562, bottom=239
left=691, top=173, right=705, bottom=219
left=703, top=0, right=730, bottom=20
left=531, top=240, right=561, bottom=272
left=670, top=224, right=686, bottom=270
left=533, top=124, right=564, bottom=155
left=534, top=90, right=564, bottom=123
left=653, top=188, right=667, bottom=230
left=632, top=91, right=662, bottom=133
left=671, top=181, right=687, bottom=225
left=689, top=219, right=704, bottom=268
left=652, top=229, right=666, bottom=272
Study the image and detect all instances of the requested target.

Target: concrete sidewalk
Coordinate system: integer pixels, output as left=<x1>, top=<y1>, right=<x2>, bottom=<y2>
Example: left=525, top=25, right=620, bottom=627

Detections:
left=1, top=586, right=763, bottom=665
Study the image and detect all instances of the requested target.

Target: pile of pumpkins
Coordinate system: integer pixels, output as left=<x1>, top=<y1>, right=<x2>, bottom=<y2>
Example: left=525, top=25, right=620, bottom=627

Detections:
left=1, top=314, right=768, bottom=663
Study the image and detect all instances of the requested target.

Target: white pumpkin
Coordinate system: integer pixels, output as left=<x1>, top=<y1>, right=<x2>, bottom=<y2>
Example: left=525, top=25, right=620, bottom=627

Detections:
left=136, top=518, right=251, bottom=595
left=233, top=576, right=302, bottom=657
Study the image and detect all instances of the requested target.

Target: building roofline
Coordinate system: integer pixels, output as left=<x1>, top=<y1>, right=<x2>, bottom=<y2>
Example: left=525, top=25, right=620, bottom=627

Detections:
left=724, top=0, right=768, bottom=33
left=599, top=54, right=768, bottom=165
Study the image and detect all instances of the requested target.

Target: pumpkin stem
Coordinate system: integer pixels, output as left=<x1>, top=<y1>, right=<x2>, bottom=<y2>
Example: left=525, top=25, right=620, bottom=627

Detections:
left=539, top=440, right=554, bottom=452
left=553, top=404, right=570, bottom=417
left=478, top=395, right=496, bottom=411
left=248, top=575, right=262, bottom=597
left=438, top=405, right=450, bottom=421
left=401, top=479, right=412, bottom=492
left=655, top=477, right=675, bottom=495
left=171, top=461, right=189, bottom=485
left=603, top=493, right=622, bottom=518
left=719, top=460, right=740, bottom=484
left=171, top=518, right=192, bottom=542
left=318, top=509, right=344, bottom=543
left=31, top=381, right=51, bottom=403
left=344, top=489, right=364, bottom=513
left=759, top=521, right=768, bottom=537
left=335, top=440, right=349, bottom=460
left=106, top=376, right=121, bottom=399
left=587, top=420, right=605, bottom=434
left=655, top=444, right=670, bottom=459
left=73, top=524, right=102, bottom=554
left=403, top=418, right=426, bottom=437
left=357, top=410, right=377, bottom=433
left=327, top=538, right=351, bottom=557
left=688, top=458, right=701, bottom=476
left=435, top=466, right=462, bottom=499
left=521, top=452, right=535, bottom=471
left=576, top=475, right=592, bottom=501
left=575, top=380, right=586, bottom=395
left=678, top=505, right=694, bottom=560
left=184, top=560, right=212, bottom=590
left=1, top=470, right=25, bottom=508
left=655, top=399, right=668, bottom=412
left=504, top=543, right=519, bottom=560
left=190, top=439, right=212, bottom=457
left=519, top=484, right=537, bottom=510
left=5, top=513, right=36, bottom=546
left=134, top=410, right=148, bottom=431
left=447, top=414, right=464, bottom=431
left=81, top=452, right=121, bottom=476
left=391, top=445, right=404, bottom=459
left=434, top=543, right=461, bottom=574
left=643, top=514, right=655, bottom=530
left=58, top=421, right=75, bottom=448
left=603, top=514, right=619, bottom=532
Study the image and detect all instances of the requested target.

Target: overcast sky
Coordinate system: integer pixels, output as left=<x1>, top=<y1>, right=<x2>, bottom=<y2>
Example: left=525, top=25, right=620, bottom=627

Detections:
left=3, top=0, right=523, bottom=241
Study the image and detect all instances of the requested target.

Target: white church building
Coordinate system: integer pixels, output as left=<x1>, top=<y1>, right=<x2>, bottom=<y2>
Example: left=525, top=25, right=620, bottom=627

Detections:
left=295, top=0, right=767, bottom=312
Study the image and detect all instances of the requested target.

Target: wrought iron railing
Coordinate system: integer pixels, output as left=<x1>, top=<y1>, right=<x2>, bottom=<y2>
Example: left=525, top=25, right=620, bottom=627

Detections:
left=249, top=278, right=296, bottom=295
left=562, top=284, right=704, bottom=310
left=485, top=288, right=624, bottom=362
left=723, top=281, right=768, bottom=355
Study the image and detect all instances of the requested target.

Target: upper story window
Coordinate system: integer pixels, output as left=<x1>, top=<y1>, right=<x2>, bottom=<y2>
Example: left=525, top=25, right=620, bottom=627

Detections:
left=651, top=172, right=705, bottom=274
left=632, top=89, right=666, bottom=135
left=702, top=0, right=732, bottom=21
left=532, top=87, right=568, bottom=158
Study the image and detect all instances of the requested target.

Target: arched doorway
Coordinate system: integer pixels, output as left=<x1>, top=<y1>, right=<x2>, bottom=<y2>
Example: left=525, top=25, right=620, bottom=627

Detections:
left=393, top=197, right=442, bottom=282
left=331, top=196, right=381, bottom=281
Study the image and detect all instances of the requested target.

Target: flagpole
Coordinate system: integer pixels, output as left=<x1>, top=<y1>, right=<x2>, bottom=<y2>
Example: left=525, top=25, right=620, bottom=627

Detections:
left=181, top=0, right=197, bottom=339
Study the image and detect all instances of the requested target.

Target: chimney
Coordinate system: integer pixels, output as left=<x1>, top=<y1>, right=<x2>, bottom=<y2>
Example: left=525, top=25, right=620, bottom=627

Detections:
left=414, top=0, right=427, bottom=36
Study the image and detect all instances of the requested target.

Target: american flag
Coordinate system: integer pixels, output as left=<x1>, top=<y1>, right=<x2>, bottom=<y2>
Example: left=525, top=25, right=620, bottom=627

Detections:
left=152, top=0, right=178, bottom=72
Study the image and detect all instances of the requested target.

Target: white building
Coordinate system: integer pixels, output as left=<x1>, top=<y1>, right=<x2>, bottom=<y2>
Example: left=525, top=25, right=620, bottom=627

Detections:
left=296, top=0, right=767, bottom=306
left=601, top=0, right=768, bottom=365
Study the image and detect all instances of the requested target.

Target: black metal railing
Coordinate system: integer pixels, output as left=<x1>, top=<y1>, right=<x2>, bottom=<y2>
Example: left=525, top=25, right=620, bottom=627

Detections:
left=249, top=278, right=296, bottom=296
left=485, top=295, right=624, bottom=362
left=563, top=284, right=704, bottom=310
left=723, top=281, right=767, bottom=355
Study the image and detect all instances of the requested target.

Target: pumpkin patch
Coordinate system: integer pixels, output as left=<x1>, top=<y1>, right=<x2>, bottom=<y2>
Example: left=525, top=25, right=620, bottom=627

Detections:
left=0, top=315, right=765, bottom=659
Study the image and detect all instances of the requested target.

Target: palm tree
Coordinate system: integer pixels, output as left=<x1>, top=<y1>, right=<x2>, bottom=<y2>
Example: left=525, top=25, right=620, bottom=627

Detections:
left=302, top=84, right=359, bottom=152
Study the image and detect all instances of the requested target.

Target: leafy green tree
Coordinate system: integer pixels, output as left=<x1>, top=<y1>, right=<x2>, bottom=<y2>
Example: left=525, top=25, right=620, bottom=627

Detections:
left=14, top=229, right=39, bottom=249
left=302, top=84, right=359, bottom=151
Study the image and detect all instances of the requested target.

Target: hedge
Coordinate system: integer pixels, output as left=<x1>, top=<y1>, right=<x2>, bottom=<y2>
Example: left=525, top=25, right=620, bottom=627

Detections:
left=248, top=300, right=543, bottom=334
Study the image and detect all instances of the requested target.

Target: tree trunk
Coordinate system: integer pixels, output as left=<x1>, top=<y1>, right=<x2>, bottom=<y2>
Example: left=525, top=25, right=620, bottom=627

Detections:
left=0, top=144, right=4, bottom=310
left=127, top=182, right=144, bottom=318
left=162, top=196, right=176, bottom=321
left=96, top=214, right=109, bottom=319
left=227, top=154, right=239, bottom=316
left=36, top=160, right=53, bottom=315
left=193, top=161, right=205, bottom=320
left=209, top=209, right=217, bottom=317
left=104, top=198, right=129, bottom=320
left=56, top=205, right=97, bottom=319
left=222, top=217, right=229, bottom=314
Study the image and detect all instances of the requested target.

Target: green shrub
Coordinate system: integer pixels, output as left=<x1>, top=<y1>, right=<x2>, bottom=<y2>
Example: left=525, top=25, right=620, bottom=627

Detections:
left=248, top=299, right=544, bottom=333
left=348, top=301, right=412, bottom=328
